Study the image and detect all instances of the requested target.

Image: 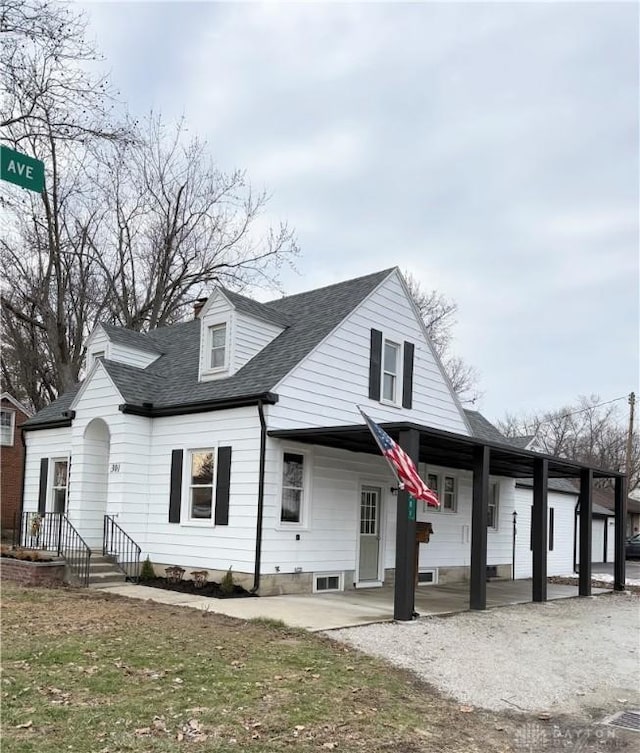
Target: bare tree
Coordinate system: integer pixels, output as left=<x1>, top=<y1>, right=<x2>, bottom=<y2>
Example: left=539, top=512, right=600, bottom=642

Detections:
left=1, top=0, right=123, bottom=142
left=90, top=114, right=298, bottom=331
left=498, top=395, right=639, bottom=490
left=403, top=271, right=481, bottom=404
left=1, top=6, right=297, bottom=409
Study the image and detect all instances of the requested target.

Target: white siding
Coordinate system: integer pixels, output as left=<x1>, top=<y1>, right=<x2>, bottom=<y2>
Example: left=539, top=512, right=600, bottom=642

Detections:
left=86, top=328, right=110, bottom=368
left=260, top=443, right=515, bottom=578
left=139, top=406, right=262, bottom=574
left=233, top=312, right=283, bottom=372
left=68, top=364, right=130, bottom=548
left=513, top=486, right=577, bottom=578
left=23, top=428, right=73, bottom=513
left=109, top=342, right=159, bottom=369
left=198, top=293, right=233, bottom=381
left=268, top=270, right=469, bottom=434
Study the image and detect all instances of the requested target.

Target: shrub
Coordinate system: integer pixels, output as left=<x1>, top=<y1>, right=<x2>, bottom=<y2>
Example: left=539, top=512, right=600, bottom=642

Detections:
left=140, top=556, right=155, bottom=581
left=220, top=567, right=235, bottom=595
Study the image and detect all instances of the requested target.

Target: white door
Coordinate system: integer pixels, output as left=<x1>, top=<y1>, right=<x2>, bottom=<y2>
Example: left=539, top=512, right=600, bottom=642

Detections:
left=358, top=486, right=382, bottom=582
left=591, top=519, right=605, bottom=563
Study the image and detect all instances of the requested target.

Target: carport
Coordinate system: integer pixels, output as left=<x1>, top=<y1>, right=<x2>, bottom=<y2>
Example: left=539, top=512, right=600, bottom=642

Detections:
left=270, top=421, right=627, bottom=621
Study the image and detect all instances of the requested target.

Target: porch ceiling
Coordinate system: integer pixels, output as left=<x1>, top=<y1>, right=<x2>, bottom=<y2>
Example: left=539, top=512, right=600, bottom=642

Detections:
left=268, top=422, right=621, bottom=480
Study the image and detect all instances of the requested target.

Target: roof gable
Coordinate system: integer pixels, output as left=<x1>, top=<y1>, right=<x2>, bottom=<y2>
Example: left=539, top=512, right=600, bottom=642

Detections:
left=25, top=268, right=430, bottom=422
left=0, top=393, right=32, bottom=416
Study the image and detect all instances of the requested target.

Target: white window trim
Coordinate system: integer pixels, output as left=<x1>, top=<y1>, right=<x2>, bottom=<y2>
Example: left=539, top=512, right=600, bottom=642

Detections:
left=380, top=337, right=402, bottom=407
left=354, top=477, right=387, bottom=586
left=0, top=408, right=16, bottom=446
left=313, top=572, right=344, bottom=593
left=417, top=568, right=439, bottom=586
left=48, top=456, right=70, bottom=513
left=276, top=446, right=312, bottom=530
left=199, top=314, right=233, bottom=380
left=181, top=446, right=219, bottom=527
left=420, top=465, right=458, bottom=514
left=206, top=321, right=230, bottom=373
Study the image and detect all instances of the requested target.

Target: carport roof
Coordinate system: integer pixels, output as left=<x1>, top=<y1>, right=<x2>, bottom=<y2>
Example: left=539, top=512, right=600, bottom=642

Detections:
left=268, top=421, right=623, bottom=480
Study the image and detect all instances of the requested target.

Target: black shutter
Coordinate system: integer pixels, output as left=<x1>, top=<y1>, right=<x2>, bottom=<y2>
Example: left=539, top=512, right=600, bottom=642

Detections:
left=38, top=458, right=48, bottom=515
left=368, top=329, right=382, bottom=401
left=169, top=450, right=183, bottom=523
left=402, top=341, right=415, bottom=409
left=549, top=507, right=555, bottom=551
left=215, top=446, right=232, bottom=526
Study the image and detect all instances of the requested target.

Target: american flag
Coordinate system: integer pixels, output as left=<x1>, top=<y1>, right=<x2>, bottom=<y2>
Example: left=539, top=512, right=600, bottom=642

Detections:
left=359, top=408, right=440, bottom=508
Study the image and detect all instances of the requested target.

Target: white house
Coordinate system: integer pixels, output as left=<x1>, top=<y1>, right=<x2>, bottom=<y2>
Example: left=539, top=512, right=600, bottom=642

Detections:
left=20, top=268, right=625, bottom=611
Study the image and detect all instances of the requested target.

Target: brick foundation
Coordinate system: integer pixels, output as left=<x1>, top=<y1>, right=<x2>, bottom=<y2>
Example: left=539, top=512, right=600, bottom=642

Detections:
left=1, top=557, right=66, bottom=586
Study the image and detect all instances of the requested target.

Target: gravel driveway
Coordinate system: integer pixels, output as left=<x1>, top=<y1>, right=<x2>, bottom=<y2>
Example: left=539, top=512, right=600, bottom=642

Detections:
left=329, top=592, right=640, bottom=717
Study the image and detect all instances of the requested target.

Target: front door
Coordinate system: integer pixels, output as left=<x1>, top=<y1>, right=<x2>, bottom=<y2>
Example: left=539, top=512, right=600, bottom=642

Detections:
left=359, top=486, right=382, bottom=582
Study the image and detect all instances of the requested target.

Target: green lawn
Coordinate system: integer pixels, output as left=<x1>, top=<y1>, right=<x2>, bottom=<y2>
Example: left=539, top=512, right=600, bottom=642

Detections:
left=1, top=582, right=517, bottom=752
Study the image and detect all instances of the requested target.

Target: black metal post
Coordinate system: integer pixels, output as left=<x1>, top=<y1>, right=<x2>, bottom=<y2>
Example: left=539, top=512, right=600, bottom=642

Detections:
left=532, top=458, right=548, bottom=602
left=511, top=511, right=517, bottom=580
left=614, top=475, right=627, bottom=591
left=57, top=513, right=63, bottom=556
left=394, top=429, right=419, bottom=621
left=470, top=445, right=490, bottom=610
left=578, top=468, right=593, bottom=596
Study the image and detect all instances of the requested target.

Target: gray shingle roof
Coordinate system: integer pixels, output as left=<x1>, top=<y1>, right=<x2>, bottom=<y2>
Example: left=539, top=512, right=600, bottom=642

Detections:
left=516, top=477, right=579, bottom=495
left=100, top=323, right=163, bottom=354
left=25, top=268, right=394, bottom=426
left=509, top=435, right=536, bottom=449
left=220, top=289, right=291, bottom=329
left=463, top=410, right=508, bottom=444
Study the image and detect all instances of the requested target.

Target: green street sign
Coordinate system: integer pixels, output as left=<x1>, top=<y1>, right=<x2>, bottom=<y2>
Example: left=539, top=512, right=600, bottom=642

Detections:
left=408, top=496, right=416, bottom=521
left=1, top=145, right=44, bottom=193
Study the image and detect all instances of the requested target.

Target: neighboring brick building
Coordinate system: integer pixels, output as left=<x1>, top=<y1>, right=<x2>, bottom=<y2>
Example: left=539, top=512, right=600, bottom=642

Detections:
left=1, top=394, right=32, bottom=539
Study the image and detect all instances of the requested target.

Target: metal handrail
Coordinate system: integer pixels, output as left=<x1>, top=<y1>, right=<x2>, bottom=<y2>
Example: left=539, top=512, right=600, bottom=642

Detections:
left=16, top=512, right=92, bottom=587
left=103, top=515, right=141, bottom=582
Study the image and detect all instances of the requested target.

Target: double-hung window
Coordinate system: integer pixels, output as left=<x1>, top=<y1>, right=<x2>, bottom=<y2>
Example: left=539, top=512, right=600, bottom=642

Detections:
left=442, top=475, right=457, bottom=512
left=209, top=324, right=227, bottom=370
left=382, top=340, right=400, bottom=403
left=0, top=409, right=15, bottom=446
left=189, top=450, right=215, bottom=520
left=423, top=469, right=457, bottom=512
left=51, top=459, right=69, bottom=514
left=281, top=452, right=305, bottom=524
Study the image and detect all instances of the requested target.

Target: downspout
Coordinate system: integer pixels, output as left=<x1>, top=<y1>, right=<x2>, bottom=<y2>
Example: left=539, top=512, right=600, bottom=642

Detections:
left=16, top=426, right=28, bottom=545
left=573, top=497, right=580, bottom=573
left=251, top=400, right=267, bottom=593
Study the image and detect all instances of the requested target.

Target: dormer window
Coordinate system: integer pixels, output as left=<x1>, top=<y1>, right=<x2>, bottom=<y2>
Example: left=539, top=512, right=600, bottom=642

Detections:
left=209, top=323, right=227, bottom=370
left=382, top=339, right=400, bottom=402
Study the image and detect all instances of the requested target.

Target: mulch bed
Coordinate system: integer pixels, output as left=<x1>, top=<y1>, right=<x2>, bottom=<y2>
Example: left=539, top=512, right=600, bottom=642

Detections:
left=141, top=577, right=256, bottom=599
left=0, top=546, right=60, bottom=563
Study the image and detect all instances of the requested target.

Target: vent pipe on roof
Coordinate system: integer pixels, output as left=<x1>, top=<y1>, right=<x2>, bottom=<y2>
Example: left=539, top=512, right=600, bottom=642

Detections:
left=193, top=298, right=208, bottom=319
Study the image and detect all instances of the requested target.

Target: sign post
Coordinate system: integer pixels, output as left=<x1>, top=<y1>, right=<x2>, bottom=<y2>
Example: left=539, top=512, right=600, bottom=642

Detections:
left=1, top=145, right=45, bottom=193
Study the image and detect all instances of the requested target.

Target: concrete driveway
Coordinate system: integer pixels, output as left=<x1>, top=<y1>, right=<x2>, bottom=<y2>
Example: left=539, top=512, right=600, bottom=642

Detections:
left=100, top=578, right=607, bottom=632
left=592, top=560, right=640, bottom=579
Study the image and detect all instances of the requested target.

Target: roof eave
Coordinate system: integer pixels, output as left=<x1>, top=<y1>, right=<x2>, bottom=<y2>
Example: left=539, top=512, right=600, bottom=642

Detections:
left=119, top=392, right=279, bottom=418
left=22, top=415, right=75, bottom=431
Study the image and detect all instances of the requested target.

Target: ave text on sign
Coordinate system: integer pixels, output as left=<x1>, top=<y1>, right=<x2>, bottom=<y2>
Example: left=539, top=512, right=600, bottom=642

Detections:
left=1, top=145, right=45, bottom=193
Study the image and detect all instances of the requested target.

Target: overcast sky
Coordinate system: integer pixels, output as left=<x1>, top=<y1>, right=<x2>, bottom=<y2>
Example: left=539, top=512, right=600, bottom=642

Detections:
left=82, top=1, right=639, bottom=421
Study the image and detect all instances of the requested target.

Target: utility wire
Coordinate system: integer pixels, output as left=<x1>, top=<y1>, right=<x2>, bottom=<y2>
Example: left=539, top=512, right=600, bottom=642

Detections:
left=535, top=395, right=629, bottom=426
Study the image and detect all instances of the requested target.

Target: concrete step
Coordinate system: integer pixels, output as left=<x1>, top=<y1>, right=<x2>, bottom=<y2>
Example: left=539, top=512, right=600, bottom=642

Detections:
left=89, top=570, right=127, bottom=587
left=88, top=561, right=123, bottom=573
